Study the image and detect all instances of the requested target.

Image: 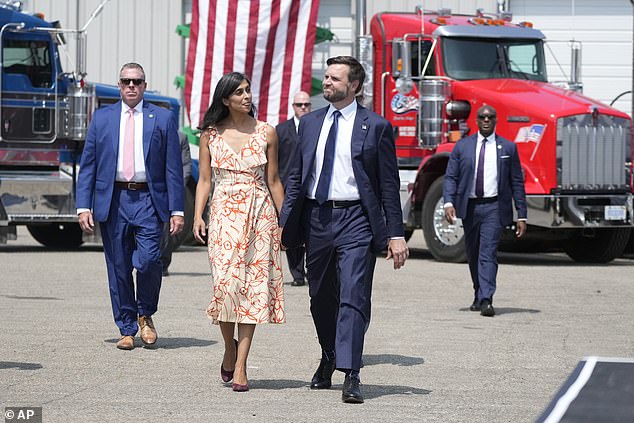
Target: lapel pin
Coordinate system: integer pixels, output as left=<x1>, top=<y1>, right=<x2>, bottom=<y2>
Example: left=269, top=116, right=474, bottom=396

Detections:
left=361, top=124, right=368, bottom=130
left=149, top=114, right=154, bottom=118
left=497, top=145, right=502, bottom=150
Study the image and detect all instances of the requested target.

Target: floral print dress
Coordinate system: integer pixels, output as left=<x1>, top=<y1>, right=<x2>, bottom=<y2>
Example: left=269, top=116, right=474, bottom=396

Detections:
left=205, top=121, right=285, bottom=324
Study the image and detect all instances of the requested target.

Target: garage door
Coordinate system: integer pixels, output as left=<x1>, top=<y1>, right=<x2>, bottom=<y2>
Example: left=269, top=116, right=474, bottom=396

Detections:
left=511, top=0, right=632, bottom=116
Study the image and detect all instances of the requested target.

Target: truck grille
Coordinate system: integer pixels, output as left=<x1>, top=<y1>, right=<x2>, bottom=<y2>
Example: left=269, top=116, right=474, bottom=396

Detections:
left=557, top=114, right=631, bottom=190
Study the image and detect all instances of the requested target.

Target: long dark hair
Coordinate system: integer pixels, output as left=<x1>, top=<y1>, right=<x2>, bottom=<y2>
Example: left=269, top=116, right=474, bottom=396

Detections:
left=197, top=72, right=256, bottom=130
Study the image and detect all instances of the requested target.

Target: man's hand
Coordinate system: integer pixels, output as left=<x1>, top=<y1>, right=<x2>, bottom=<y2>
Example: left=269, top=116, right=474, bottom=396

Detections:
left=386, top=238, right=409, bottom=270
left=516, top=220, right=527, bottom=238
left=444, top=206, right=456, bottom=224
left=170, top=215, right=184, bottom=235
left=78, top=211, right=95, bottom=234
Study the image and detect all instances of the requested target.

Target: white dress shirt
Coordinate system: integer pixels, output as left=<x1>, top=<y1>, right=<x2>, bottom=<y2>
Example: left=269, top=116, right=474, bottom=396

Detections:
left=117, top=100, right=146, bottom=182
left=308, top=101, right=360, bottom=201
left=471, top=132, right=498, bottom=198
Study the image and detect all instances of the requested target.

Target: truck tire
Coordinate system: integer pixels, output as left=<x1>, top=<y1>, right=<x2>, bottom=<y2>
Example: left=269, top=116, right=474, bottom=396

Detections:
left=421, top=177, right=467, bottom=262
left=27, top=223, right=84, bottom=249
left=563, top=228, right=631, bottom=263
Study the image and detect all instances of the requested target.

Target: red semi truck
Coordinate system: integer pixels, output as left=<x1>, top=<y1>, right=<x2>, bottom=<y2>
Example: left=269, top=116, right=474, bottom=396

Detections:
left=354, top=6, right=633, bottom=263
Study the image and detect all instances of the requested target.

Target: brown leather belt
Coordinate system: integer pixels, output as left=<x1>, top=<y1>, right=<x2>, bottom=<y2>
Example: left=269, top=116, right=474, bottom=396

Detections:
left=115, top=181, right=149, bottom=190
left=307, top=198, right=361, bottom=209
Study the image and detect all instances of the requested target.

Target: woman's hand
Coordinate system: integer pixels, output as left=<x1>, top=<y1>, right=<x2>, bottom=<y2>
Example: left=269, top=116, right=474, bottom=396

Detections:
left=192, top=216, right=207, bottom=244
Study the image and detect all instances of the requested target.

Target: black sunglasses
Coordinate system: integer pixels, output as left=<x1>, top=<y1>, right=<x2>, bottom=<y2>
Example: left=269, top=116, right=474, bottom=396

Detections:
left=477, top=114, right=496, bottom=120
left=120, top=78, right=145, bottom=86
left=293, top=102, right=311, bottom=108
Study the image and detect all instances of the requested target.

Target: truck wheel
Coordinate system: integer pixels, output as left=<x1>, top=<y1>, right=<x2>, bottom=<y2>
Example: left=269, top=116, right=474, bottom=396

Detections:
left=421, top=177, right=467, bottom=262
left=27, top=223, right=84, bottom=249
left=563, top=228, right=631, bottom=263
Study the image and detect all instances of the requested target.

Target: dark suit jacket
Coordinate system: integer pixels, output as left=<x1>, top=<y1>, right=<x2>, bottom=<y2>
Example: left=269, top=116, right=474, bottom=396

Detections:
left=279, top=104, right=404, bottom=252
left=76, top=100, right=184, bottom=223
left=443, top=133, right=527, bottom=226
left=275, top=117, right=299, bottom=186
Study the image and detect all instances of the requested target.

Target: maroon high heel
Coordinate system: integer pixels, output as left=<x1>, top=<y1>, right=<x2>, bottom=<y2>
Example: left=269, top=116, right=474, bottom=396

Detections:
left=220, top=339, right=239, bottom=383
left=232, top=369, right=249, bottom=392
left=232, top=382, right=249, bottom=392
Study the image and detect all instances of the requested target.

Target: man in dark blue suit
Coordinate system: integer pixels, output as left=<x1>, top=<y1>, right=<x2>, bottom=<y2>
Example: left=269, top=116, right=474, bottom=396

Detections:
left=280, top=56, right=409, bottom=403
left=76, top=62, right=184, bottom=350
left=443, top=105, right=527, bottom=317
left=275, top=90, right=311, bottom=287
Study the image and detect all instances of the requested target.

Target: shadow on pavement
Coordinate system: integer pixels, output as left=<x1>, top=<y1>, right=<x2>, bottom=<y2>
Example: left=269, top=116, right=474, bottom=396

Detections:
left=352, top=383, right=431, bottom=400
left=0, top=361, right=43, bottom=370
left=2, top=295, right=62, bottom=301
left=362, top=354, right=424, bottom=367
left=247, top=379, right=309, bottom=390
left=104, top=337, right=215, bottom=349
left=458, top=306, right=540, bottom=315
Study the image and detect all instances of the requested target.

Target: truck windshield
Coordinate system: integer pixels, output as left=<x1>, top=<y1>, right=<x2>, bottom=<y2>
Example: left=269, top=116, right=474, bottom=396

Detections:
left=442, top=37, right=547, bottom=82
left=2, top=39, right=53, bottom=88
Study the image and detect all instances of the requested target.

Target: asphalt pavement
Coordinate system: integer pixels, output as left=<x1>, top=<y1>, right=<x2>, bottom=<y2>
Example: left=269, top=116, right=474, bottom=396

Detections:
left=1, top=228, right=633, bottom=422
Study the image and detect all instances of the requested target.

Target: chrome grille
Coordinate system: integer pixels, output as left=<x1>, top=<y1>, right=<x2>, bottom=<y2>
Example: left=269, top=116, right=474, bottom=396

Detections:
left=557, top=114, right=631, bottom=190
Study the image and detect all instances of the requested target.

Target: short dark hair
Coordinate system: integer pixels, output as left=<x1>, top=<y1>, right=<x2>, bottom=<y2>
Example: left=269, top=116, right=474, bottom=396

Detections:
left=119, top=62, right=145, bottom=80
left=198, top=72, right=256, bottom=129
left=326, top=56, right=365, bottom=94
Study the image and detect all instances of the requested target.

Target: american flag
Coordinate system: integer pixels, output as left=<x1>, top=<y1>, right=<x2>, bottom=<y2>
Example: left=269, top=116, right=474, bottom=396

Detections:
left=185, top=0, right=320, bottom=128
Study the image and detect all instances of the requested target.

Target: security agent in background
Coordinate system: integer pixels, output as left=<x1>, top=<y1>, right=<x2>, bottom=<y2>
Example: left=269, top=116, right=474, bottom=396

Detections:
left=160, top=131, right=192, bottom=276
left=275, top=91, right=311, bottom=286
left=443, top=104, right=527, bottom=317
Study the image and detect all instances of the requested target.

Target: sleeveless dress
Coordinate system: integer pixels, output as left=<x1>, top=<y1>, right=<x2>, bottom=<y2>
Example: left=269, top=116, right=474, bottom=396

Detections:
left=205, top=121, right=285, bottom=325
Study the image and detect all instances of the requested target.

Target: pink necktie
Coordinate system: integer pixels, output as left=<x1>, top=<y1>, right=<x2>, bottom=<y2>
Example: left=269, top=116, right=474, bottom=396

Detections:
left=122, top=109, right=135, bottom=181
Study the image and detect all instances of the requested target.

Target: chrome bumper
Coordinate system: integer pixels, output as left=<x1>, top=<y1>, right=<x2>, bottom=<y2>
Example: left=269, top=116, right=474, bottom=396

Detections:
left=526, top=193, right=634, bottom=228
left=0, top=170, right=77, bottom=223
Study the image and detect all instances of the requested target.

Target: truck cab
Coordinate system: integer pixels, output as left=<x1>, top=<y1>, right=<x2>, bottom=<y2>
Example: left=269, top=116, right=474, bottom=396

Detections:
left=363, top=8, right=633, bottom=263
left=0, top=2, right=180, bottom=248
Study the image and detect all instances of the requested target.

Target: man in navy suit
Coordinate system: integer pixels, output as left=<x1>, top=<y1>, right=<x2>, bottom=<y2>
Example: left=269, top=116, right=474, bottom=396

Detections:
left=443, top=105, right=527, bottom=317
left=280, top=56, right=409, bottom=403
left=76, top=62, right=184, bottom=350
left=275, top=91, right=311, bottom=287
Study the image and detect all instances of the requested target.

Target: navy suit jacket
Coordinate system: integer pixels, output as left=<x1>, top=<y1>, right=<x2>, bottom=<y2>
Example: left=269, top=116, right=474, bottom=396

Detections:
left=275, top=117, right=299, bottom=187
left=279, top=105, right=404, bottom=252
left=76, top=100, right=184, bottom=223
left=443, top=133, right=527, bottom=226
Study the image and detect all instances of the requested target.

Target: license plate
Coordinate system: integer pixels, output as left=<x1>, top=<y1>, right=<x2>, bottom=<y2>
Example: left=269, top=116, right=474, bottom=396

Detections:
left=604, top=205, right=626, bottom=221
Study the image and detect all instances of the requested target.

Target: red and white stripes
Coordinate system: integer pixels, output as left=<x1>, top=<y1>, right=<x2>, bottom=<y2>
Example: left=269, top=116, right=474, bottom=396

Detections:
left=185, top=0, right=320, bottom=128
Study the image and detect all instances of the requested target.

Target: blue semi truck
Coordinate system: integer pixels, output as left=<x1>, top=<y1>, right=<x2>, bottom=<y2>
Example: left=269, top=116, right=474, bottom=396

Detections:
left=0, top=1, right=190, bottom=248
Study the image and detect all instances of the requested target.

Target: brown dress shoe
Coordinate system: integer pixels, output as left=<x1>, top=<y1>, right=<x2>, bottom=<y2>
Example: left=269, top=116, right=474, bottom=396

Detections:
left=116, top=335, right=135, bottom=350
left=138, top=315, right=157, bottom=346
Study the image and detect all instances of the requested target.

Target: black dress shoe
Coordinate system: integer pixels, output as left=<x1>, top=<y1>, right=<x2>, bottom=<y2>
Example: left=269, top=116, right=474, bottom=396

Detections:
left=469, top=300, right=480, bottom=311
left=291, top=279, right=306, bottom=286
left=480, top=299, right=495, bottom=317
left=310, top=358, right=336, bottom=389
left=342, top=374, right=364, bottom=403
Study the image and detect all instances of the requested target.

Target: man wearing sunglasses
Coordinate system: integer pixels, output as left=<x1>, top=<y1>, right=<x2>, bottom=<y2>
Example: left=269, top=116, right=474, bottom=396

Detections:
left=443, top=104, right=527, bottom=317
left=76, top=62, right=184, bottom=350
left=275, top=91, right=311, bottom=287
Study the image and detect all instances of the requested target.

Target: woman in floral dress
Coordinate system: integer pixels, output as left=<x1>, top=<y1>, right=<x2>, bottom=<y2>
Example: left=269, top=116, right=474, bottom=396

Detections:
left=193, top=72, right=285, bottom=392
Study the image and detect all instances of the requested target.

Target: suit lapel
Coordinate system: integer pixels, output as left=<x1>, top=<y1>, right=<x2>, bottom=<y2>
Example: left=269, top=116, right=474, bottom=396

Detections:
left=351, top=106, right=369, bottom=160
left=142, top=102, right=156, bottom=160
left=302, top=108, right=328, bottom=183
left=111, top=102, right=122, bottom=155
